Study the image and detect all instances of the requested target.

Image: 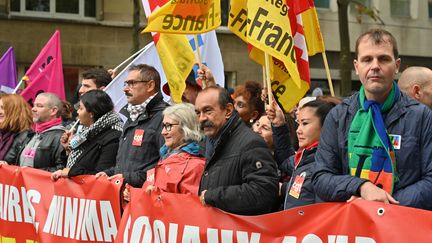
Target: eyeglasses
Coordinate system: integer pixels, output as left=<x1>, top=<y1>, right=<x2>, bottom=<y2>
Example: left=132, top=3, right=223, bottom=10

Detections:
left=162, top=123, right=179, bottom=132
left=123, top=79, right=150, bottom=88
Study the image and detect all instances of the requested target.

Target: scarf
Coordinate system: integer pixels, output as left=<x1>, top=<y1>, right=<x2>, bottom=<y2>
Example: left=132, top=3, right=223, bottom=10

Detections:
left=34, top=117, right=62, bottom=133
left=67, top=111, right=123, bottom=168
left=0, top=130, right=15, bottom=160
left=159, top=142, right=201, bottom=160
left=127, top=93, right=157, bottom=122
left=348, top=83, right=399, bottom=194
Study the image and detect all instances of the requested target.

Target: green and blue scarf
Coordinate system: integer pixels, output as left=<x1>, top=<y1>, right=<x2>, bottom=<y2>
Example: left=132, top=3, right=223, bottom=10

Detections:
left=348, top=83, right=399, bottom=194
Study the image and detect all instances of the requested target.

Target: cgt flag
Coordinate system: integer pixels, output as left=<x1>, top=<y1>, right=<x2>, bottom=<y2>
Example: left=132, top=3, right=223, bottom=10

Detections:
left=20, top=31, right=65, bottom=103
left=0, top=47, right=18, bottom=93
left=143, top=0, right=196, bottom=103
left=144, top=0, right=221, bottom=34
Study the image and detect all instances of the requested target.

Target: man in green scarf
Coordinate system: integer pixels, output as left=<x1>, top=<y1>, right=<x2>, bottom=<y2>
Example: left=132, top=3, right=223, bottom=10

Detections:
left=312, top=29, right=432, bottom=210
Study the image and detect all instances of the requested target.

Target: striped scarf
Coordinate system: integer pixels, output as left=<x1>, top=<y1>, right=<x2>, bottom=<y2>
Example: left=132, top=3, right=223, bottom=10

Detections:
left=67, top=111, right=123, bottom=168
left=348, top=83, right=399, bottom=194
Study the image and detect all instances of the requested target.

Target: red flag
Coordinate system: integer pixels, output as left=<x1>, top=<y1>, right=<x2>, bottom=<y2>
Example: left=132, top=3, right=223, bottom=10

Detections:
left=21, top=31, right=65, bottom=103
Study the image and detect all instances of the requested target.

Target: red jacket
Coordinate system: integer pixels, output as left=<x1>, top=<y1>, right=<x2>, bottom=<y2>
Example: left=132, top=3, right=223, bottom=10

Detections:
left=144, top=152, right=205, bottom=195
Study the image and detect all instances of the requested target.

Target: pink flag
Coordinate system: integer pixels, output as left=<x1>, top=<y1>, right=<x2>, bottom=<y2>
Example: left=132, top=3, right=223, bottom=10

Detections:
left=20, top=31, right=65, bottom=103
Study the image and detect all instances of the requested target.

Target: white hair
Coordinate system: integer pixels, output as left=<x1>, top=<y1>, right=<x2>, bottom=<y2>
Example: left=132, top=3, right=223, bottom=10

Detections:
left=163, top=103, right=202, bottom=143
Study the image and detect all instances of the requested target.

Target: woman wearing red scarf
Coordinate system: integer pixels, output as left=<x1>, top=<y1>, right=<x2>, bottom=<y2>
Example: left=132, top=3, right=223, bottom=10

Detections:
left=267, top=98, right=339, bottom=210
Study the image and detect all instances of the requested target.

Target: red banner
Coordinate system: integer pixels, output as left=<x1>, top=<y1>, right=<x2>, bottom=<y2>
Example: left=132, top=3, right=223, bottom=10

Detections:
left=0, top=165, right=122, bottom=242
left=117, top=188, right=432, bottom=243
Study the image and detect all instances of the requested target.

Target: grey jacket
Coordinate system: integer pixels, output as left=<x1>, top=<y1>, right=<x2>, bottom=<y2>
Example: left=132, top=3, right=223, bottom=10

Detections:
left=312, top=91, right=432, bottom=210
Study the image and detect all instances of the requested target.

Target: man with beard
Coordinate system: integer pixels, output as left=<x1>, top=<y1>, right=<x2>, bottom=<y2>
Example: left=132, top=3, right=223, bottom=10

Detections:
left=3, top=93, right=66, bottom=171
left=96, top=64, right=168, bottom=188
left=195, top=86, right=279, bottom=215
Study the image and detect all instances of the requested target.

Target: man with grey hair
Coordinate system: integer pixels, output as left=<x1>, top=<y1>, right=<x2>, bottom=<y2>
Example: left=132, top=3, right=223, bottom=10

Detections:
left=97, top=64, right=168, bottom=188
left=398, top=66, right=432, bottom=108
left=2, top=92, right=66, bottom=171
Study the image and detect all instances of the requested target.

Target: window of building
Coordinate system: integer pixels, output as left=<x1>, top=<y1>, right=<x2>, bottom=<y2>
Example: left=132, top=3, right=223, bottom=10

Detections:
left=10, top=0, right=96, bottom=19
left=429, top=0, right=432, bottom=18
left=390, top=0, right=410, bottom=18
left=350, top=0, right=371, bottom=13
left=315, top=0, right=330, bottom=9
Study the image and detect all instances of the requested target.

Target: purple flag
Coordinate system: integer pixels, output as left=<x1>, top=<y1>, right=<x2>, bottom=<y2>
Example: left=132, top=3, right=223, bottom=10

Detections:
left=0, top=47, right=18, bottom=93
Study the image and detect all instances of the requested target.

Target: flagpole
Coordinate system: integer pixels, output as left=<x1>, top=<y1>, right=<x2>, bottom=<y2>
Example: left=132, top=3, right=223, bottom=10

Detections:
left=12, top=78, right=25, bottom=94
left=321, top=52, right=335, bottom=97
left=264, top=53, right=273, bottom=105
left=194, top=35, right=206, bottom=88
left=113, top=47, right=147, bottom=73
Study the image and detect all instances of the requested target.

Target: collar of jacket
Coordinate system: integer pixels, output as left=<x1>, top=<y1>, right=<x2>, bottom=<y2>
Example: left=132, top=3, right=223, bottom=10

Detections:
left=124, top=92, right=167, bottom=125
left=345, top=90, right=412, bottom=127
left=206, top=111, right=242, bottom=161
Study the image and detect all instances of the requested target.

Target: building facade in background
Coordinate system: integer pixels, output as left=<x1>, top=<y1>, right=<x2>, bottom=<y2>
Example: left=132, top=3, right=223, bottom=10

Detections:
left=0, top=0, right=431, bottom=101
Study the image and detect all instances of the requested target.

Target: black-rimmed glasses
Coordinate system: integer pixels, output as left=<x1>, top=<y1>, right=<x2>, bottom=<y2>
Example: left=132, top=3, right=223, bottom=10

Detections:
left=162, top=123, right=179, bottom=132
left=123, top=79, right=150, bottom=87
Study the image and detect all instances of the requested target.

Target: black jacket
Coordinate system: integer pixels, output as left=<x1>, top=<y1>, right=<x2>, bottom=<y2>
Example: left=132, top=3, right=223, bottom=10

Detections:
left=280, top=146, right=322, bottom=209
left=107, top=93, right=168, bottom=187
left=200, top=112, right=279, bottom=215
left=6, top=125, right=65, bottom=172
left=67, top=128, right=121, bottom=177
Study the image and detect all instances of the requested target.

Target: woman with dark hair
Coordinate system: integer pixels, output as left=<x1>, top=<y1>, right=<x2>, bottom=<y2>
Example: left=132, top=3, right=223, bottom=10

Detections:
left=51, top=90, right=123, bottom=179
left=0, top=94, right=33, bottom=164
left=267, top=99, right=340, bottom=209
left=233, top=80, right=265, bottom=126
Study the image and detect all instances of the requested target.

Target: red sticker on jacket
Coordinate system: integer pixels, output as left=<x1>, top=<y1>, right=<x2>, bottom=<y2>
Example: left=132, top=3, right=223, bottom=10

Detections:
left=132, top=129, right=144, bottom=146
left=289, top=172, right=306, bottom=199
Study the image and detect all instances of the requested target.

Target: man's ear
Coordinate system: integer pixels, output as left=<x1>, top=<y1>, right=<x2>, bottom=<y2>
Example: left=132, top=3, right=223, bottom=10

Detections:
left=353, top=59, right=359, bottom=75
left=51, top=106, right=59, bottom=118
left=225, top=103, right=234, bottom=119
left=251, top=110, right=259, bottom=122
left=147, top=80, right=156, bottom=93
left=412, top=84, right=422, bottom=100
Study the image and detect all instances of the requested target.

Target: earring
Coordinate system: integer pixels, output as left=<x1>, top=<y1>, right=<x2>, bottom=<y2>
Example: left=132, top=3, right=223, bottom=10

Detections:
left=250, top=119, right=254, bottom=124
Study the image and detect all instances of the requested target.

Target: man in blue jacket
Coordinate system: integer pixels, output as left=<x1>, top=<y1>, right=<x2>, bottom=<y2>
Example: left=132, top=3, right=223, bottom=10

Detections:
left=312, top=29, right=432, bottom=210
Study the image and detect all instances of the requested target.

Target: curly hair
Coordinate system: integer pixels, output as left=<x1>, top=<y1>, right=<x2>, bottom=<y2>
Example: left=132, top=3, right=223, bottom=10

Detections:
left=233, top=80, right=265, bottom=117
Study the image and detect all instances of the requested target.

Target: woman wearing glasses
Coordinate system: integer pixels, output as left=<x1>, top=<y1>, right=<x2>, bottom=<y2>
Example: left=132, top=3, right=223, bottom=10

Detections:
left=124, top=103, right=205, bottom=200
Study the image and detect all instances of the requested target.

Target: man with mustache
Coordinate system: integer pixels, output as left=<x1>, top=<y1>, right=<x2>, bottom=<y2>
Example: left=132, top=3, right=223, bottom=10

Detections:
left=195, top=86, right=279, bottom=215
left=96, top=64, right=168, bottom=188
left=312, top=29, right=432, bottom=210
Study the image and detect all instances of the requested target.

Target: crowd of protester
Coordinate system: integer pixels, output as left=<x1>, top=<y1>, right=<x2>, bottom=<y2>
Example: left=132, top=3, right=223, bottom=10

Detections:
left=0, top=28, right=431, bottom=214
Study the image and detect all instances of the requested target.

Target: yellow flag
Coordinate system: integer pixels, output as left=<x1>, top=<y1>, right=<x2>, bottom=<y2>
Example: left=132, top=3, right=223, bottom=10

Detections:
left=229, top=0, right=309, bottom=111
left=144, top=0, right=221, bottom=34
left=245, top=0, right=301, bottom=87
left=156, top=33, right=196, bottom=103
left=302, top=7, right=325, bottom=56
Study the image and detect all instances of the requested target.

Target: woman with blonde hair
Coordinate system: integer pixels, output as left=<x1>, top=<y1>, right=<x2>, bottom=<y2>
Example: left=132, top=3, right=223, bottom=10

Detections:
left=0, top=94, right=33, bottom=163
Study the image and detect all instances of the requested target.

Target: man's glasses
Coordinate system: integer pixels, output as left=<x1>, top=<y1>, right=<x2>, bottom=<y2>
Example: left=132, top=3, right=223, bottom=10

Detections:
left=162, top=123, right=179, bottom=132
left=123, top=79, right=150, bottom=87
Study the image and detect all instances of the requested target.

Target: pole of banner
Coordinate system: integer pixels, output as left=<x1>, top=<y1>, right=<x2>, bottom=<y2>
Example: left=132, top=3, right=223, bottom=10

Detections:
left=12, top=79, right=24, bottom=94
left=69, top=119, right=80, bottom=133
left=264, top=53, right=273, bottom=105
left=321, top=51, right=335, bottom=97
left=112, top=47, right=146, bottom=73
left=194, top=35, right=206, bottom=88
